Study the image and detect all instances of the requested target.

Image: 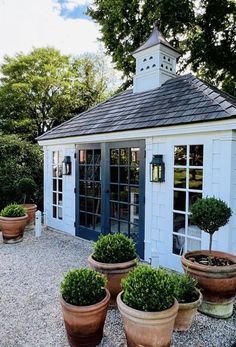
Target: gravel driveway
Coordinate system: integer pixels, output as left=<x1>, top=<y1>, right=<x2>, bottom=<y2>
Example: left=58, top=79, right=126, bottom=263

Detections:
left=0, top=227, right=235, bottom=347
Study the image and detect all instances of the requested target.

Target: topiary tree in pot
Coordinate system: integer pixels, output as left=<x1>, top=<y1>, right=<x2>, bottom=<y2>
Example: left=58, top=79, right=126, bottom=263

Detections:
left=60, top=268, right=110, bottom=347
left=0, top=203, right=28, bottom=243
left=17, top=177, right=37, bottom=225
left=181, top=197, right=236, bottom=319
left=117, top=265, right=178, bottom=347
left=88, top=233, right=138, bottom=307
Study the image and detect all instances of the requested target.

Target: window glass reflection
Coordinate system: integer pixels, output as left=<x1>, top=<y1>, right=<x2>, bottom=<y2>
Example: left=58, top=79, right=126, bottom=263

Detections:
left=174, top=146, right=187, bottom=166
left=190, top=145, right=203, bottom=166
left=174, top=169, right=186, bottom=188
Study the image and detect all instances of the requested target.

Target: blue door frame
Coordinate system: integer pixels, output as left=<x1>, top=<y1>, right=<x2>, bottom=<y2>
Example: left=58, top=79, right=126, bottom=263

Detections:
left=75, top=140, right=145, bottom=258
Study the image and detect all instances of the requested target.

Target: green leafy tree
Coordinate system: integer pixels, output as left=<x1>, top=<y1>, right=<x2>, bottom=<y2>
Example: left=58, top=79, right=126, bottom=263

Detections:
left=0, top=135, right=43, bottom=210
left=88, top=0, right=236, bottom=95
left=0, top=48, right=109, bottom=142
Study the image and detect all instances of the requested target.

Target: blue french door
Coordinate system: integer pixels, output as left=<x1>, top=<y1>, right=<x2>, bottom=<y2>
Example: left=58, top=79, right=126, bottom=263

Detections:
left=76, top=141, right=145, bottom=258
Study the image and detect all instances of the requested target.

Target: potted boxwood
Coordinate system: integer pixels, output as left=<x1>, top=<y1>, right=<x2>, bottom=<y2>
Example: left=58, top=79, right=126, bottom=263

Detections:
left=88, top=233, right=138, bottom=307
left=117, top=265, right=178, bottom=347
left=181, top=197, right=236, bottom=318
left=173, top=273, right=202, bottom=331
left=60, top=268, right=110, bottom=347
left=18, top=177, right=37, bottom=224
left=0, top=203, right=28, bottom=243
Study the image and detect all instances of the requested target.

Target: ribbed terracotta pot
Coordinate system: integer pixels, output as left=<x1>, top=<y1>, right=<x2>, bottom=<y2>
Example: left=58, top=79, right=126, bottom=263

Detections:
left=181, top=250, right=236, bottom=318
left=21, top=204, right=37, bottom=224
left=174, top=290, right=202, bottom=331
left=0, top=215, right=28, bottom=243
left=117, top=292, right=179, bottom=347
left=88, top=255, right=137, bottom=307
left=60, top=288, right=110, bottom=347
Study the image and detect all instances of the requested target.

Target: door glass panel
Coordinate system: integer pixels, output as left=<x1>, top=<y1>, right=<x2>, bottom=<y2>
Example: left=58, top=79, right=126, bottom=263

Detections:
left=173, top=213, right=185, bottom=234
left=189, top=145, right=203, bottom=166
left=174, top=146, right=187, bottom=166
left=173, top=235, right=185, bottom=255
left=189, top=192, right=202, bottom=210
left=109, top=146, right=142, bottom=245
left=174, top=191, right=186, bottom=211
left=78, top=149, right=101, bottom=233
left=189, top=169, right=203, bottom=190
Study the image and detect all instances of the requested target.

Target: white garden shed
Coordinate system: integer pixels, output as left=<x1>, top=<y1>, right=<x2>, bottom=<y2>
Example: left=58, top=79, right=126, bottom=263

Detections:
left=38, top=24, right=236, bottom=271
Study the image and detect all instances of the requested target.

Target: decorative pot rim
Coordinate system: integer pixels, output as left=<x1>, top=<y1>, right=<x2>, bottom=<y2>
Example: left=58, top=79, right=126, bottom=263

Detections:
left=178, top=289, right=202, bottom=310
left=21, top=203, right=37, bottom=208
left=0, top=214, right=28, bottom=221
left=60, top=288, right=110, bottom=313
left=88, top=254, right=138, bottom=270
left=117, top=291, right=179, bottom=320
left=182, top=250, right=236, bottom=273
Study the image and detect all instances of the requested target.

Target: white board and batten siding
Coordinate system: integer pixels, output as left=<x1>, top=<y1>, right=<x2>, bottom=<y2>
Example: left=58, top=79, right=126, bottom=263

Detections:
left=40, top=126, right=236, bottom=271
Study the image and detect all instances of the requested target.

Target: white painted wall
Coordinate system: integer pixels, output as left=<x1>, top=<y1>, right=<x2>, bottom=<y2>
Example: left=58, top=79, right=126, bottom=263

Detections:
left=40, top=126, right=236, bottom=270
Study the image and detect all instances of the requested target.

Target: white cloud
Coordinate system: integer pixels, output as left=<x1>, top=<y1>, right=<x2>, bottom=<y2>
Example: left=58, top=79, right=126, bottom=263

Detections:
left=0, top=0, right=100, bottom=62
left=62, top=0, right=93, bottom=11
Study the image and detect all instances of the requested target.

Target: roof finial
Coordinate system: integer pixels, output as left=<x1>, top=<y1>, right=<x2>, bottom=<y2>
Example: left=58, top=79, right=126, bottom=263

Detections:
left=153, top=20, right=160, bottom=30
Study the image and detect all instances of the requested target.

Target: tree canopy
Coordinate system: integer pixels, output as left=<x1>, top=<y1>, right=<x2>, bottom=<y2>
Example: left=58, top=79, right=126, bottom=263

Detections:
left=88, top=0, right=236, bottom=96
left=0, top=48, right=109, bottom=142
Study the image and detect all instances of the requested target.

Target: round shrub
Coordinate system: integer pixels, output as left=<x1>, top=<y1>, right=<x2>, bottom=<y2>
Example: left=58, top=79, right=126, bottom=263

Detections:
left=92, top=233, right=137, bottom=263
left=60, top=268, right=107, bottom=306
left=0, top=203, right=26, bottom=217
left=121, top=265, right=175, bottom=312
left=172, top=273, right=198, bottom=303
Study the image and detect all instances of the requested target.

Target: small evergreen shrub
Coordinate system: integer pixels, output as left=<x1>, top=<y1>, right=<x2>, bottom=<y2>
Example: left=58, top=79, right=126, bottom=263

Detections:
left=172, top=273, right=198, bottom=303
left=190, top=197, right=232, bottom=256
left=60, top=268, right=107, bottom=306
left=121, top=265, right=175, bottom=312
left=93, top=233, right=137, bottom=263
left=17, top=177, right=37, bottom=203
left=0, top=204, right=26, bottom=217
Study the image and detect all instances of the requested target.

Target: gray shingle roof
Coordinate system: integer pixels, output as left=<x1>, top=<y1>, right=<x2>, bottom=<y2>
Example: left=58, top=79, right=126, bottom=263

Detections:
left=37, top=73, right=236, bottom=141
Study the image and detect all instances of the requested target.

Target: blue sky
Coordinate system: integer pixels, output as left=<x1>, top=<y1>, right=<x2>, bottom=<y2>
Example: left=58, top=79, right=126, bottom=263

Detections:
left=57, top=0, right=91, bottom=20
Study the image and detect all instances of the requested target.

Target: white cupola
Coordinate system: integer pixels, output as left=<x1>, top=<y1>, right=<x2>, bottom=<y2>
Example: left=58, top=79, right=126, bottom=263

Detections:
left=132, top=21, right=181, bottom=93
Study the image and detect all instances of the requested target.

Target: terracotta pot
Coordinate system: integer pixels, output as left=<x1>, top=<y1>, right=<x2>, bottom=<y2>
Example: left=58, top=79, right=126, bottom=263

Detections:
left=21, top=204, right=37, bottom=224
left=117, top=292, right=178, bottom=347
left=60, top=288, right=110, bottom=347
left=0, top=214, right=28, bottom=243
left=181, top=250, right=236, bottom=318
left=174, top=289, right=202, bottom=331
left=88, top=254, right=137, bottom=307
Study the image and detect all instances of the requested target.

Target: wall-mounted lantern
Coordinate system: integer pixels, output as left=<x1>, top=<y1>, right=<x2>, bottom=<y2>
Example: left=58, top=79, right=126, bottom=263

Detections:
left=150, top=155, right=165, bottom=182
left=62, top=156, right=72, bottom=175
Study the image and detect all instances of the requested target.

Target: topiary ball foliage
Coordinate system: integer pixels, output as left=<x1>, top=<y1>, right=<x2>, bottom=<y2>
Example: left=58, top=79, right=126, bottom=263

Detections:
left=0, top=203, right=26, bottom=217
left=18, top=177, right=37, bottom=202
left=172, top=273, right=198, bottom=303
left=92, top=233, right=137, bottom=263
left=190, top=197, right=232, bottom=235
left=60, top=268, right=107, bottom=306
left=121, top=265, right=175, bottom=312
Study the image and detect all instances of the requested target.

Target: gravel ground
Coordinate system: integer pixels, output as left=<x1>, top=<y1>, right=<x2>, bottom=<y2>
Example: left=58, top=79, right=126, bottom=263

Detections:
left=0, top=226, right=236, bottom=347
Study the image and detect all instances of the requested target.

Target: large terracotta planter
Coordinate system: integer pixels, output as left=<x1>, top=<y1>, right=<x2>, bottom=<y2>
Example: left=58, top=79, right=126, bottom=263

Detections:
left=60, top=288, right=110, bottom=347
left=174, top=289, right=202, bottom=331
left=21, top=204, right=37, bottom=224
left=88, top=255, right=137, bottom=307
left=117, top=292, right=178, bottom=347
left=181, top=250, right=236, bottom=318
left=0, top=214, right=28, bottom=243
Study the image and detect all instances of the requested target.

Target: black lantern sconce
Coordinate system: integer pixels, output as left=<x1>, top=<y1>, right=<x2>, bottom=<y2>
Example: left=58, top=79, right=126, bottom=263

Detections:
left=150, top=155, right=165, bottom=182
left=62, top=156, right=72, bottom=175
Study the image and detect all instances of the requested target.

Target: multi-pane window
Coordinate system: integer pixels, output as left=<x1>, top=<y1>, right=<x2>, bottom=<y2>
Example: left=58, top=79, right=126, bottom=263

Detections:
left=172, top=145, right=204, bottom=255
left=52, top=151, right=63, bottom=220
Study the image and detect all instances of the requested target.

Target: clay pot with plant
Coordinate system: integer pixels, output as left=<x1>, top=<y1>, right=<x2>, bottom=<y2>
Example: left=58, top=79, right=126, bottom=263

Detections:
left=88, top=233, right=138, bottom=307
left=0, top=204, right=28, bottom=243
left=173, top=273, right=202, bottom=331
left=60, top=268, right=110, bottom=347
left=18, top=177, right=37, bottom=224
left=117, top=265, right=178, bottom=347
left=181, top=197, right=236, bottom=318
